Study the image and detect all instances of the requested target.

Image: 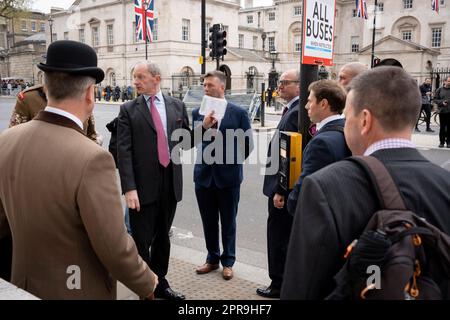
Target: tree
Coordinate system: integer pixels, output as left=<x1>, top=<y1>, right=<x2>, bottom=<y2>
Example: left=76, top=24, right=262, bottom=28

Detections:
left=0, top=0, right=31, bottom=19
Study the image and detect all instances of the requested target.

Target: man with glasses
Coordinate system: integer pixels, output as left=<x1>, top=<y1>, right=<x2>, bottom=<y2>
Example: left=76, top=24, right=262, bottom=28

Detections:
left=258, top=69, right=300, bottom=298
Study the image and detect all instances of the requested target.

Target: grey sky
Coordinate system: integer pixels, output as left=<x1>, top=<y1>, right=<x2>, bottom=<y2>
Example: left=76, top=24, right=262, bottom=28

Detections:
left=31, top=0, right=273, bottom=13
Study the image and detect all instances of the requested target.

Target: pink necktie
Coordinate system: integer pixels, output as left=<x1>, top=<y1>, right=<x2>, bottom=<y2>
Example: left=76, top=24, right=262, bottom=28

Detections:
left=309, top=124, right=317, bottom=137
left=149, top=96, right=170, bottom=167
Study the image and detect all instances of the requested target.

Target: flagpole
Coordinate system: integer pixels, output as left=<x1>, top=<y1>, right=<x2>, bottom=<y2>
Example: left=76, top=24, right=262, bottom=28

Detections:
left=143, top=1, right=148, bottom=60
left=370, top=0, right=377, bottom=68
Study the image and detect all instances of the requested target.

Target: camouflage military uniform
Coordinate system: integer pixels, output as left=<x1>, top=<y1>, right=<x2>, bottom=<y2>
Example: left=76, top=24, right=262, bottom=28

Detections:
left=9, top=84, right=100, bottom=143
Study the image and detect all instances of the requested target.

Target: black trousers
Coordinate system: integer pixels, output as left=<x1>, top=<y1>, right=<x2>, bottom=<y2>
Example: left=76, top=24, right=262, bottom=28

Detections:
left=439, top=113, right=450, bottom=145
left=0, top=234, right=12, bottom=281
left=266, top=197, right=293, bottom=290
left=417, top=104, right=432, bottom=129
left=129, top=163, right=176, bottom=290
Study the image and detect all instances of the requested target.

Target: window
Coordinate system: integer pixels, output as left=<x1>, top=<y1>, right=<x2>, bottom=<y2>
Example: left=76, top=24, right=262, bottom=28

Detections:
left=40, top=22, right=45, bottom=32
left=239, top=34, right=244, bottom=48
left=268, top=12, right=275, bottom=21
left=31, top=21, right=36, bottom=32
left=64, top=32, right=69, bottom=40
left=294, top=6, right=302, bottom=16
left=223, top=25, right=229, bottom=33
left=403, top=0, right=413, bottom=9
left=253, top=36, right=258, bottom=50
left=247, top=15, right=253, bottom=24
left=52, top=33, right=57, bottom=41
left=375, top=31, right=382, bottom=40
left=402, top=30, right=412, bottom=41
left=431, top=28, right=442, bottom=48
left=153, top=18, right=158, bottom=41
left=352, top=9, right=357, bottom=17
left=294, top=34, right=301, bottom=52
left=377, top=2, right=384, bottom=12
left=92, top=26, right=99, bottom=46
left=21, top=20, right=27, bottom=31
left=440, top=0, right=445, bottom=6
left=132, top=22, right=136, bottom=43
left=351, top=36, right=359, bottom=52
left=182, top=19, right=190, bottom=41
left=268, top=36, right=275, bottom=51
left=79, top=28, right=85, bottom=43
left=107, top=24, right=114, bottom=45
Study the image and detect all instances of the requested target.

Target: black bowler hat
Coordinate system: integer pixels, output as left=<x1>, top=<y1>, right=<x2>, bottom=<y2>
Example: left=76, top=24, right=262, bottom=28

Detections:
left=374, top=58, right=403, bottom=69
left=38, top=40, right=104, bottom=83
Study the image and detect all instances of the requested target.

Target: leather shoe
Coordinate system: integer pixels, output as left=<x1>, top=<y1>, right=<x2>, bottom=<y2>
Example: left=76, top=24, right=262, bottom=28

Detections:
left=196, top=263, right=219, bottom=274
left=154, top=287, right=185, bottom=300
left=222, top=267, right=233, bottom=280
left=256, top=286, right=280, bottom=298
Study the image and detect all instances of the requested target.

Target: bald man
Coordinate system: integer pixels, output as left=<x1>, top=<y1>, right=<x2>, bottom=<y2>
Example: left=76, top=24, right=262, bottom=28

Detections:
left=338, top=62, right=368, bottom=89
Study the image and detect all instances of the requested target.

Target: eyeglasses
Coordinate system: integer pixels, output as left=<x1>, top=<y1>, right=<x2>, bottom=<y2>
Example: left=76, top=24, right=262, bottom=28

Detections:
left=277, top=80, right=299, bottom=87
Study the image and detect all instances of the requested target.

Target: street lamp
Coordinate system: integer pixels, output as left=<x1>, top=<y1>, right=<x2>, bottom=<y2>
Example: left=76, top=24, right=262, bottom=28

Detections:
left=48, top=16, right=53, bottom=43
left=268, top=50, right=279, bottom=90
left=261, top=32, right=266, bottom=52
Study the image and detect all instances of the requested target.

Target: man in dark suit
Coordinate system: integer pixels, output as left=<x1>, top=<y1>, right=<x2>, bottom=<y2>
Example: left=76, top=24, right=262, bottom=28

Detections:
left=257, top=69, right=300, bottom=298
left=281, top=66, right=450, bottom=299
left=117, top=62, right=200, bottom=300
left=286, top=80, right=350, bottom=215
left=193, top=71, right=253, bottom=281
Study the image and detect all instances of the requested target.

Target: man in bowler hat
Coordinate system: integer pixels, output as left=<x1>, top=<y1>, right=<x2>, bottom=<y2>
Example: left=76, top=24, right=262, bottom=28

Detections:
left=0, top=40, right=157, bottom=299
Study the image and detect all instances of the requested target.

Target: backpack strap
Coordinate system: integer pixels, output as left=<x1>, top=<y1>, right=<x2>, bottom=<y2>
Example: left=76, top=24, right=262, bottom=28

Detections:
left=348, top=156, right=406, bottom=210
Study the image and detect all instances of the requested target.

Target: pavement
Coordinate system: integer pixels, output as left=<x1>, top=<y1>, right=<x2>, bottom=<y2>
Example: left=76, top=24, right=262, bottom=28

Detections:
left=117, top=243, right=272, bottom=300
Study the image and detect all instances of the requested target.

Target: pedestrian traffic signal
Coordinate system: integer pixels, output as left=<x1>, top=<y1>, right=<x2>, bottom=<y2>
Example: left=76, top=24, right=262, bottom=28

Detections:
left=216, top=30, right=227, bottom=58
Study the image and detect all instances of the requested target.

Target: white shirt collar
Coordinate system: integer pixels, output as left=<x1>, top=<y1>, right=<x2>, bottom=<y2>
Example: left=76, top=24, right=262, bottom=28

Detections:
left=286, top=96, right=299, bottom=109
left=316, top=114, right=343, bottom=132
left=364, top=138, right=415, bottom=156
left=44, top=106, right=84, bottom=130
left=144, top=90, right=163, bottom=102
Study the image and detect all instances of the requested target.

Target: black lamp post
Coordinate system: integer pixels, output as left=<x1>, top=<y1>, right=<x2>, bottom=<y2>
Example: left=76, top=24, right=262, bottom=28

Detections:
left=268, top=50, right=279, bottom=90
left=144, top=1, right=149, bottom=60
left=261, top=32, right=266, bottom=52
left=48, top=16, right=53, bottom=43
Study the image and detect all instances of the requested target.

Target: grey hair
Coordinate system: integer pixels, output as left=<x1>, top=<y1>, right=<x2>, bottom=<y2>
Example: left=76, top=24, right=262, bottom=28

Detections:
left=133, top=61, right=161, bottom=77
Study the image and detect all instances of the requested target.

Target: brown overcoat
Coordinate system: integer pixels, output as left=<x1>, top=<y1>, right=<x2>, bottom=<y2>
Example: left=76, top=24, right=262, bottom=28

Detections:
left=0, top=111, right=155, bottom=299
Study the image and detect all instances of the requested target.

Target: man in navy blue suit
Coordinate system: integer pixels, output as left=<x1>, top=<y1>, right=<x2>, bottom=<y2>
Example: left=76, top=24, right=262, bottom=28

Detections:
left=258, top=69, right=300, bottom=298
left=286, top=80, right=351, bottom=215
left=192, top=71, right=253, bottom=280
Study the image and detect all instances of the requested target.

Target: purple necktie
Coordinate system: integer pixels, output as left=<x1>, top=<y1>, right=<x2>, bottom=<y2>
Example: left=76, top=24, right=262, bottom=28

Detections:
left=149, top=96, right=170, bottom=167
left=282, top=106, right=289, bottom=116
left=309, top=124, right=317, bottom=137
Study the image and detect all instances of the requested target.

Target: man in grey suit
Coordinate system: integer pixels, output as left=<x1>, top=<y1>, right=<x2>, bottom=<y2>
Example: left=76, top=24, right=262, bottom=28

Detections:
left=281, top=66, right=450, bottom=299
left=117, top=62, right=201, bottom=300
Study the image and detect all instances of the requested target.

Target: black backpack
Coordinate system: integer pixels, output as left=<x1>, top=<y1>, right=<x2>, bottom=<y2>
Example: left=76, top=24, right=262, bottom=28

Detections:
left=327, top=156, right=450, bottom=300
left=106, top=117, right=118, bottom=168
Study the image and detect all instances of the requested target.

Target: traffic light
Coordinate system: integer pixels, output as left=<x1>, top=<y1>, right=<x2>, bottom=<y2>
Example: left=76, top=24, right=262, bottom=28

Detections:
left=216, top=30, right=227, bottom=58
left=209, top=24, right=219, bottom=58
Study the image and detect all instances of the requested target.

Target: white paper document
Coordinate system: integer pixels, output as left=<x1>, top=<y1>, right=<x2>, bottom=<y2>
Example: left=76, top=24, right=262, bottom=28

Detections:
left=199, top=95, right=227, bottom=121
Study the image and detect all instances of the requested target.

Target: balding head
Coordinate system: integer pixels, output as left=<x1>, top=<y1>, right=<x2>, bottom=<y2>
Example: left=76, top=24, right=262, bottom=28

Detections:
left=277, top=69, right=300, bottom=102
left=338, top=62, right=368, bottom=89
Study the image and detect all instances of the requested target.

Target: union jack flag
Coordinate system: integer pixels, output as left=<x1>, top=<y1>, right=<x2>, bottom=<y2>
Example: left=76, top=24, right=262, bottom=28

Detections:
left=431, top=0, right=439, bottom=13
left=135, top=0, right=154, bottom=42
left=356, top=0, right=368, bottom=19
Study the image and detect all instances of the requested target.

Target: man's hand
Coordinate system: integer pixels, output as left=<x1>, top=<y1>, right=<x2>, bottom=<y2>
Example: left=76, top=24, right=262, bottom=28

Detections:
left=202, top=111, right=217, bottom=129
left=273, top=193, right=285, bottom=209
left=125, top=190, right=140, bottom=212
